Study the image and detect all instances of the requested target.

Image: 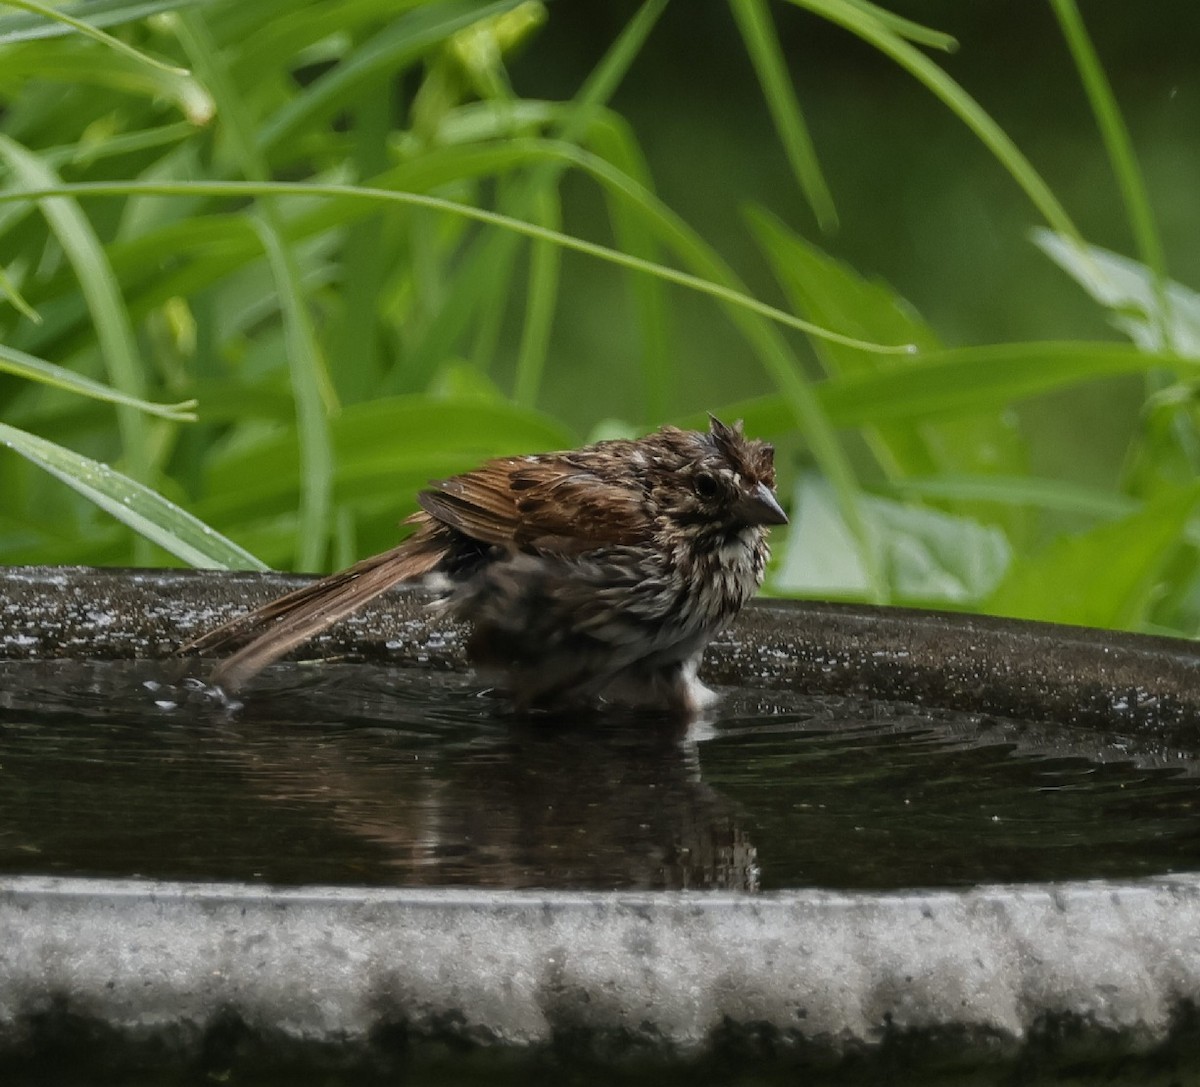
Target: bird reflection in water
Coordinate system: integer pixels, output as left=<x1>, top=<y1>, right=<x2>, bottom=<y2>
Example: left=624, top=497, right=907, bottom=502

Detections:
left=216, top=667, right=760, bottom=893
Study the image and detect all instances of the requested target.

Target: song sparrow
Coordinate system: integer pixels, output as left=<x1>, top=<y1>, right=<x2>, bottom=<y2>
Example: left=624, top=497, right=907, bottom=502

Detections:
left=184, top=415, right=786, bottom=716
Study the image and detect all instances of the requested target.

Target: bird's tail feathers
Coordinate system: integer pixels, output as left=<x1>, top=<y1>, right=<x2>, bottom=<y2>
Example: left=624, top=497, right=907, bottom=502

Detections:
left=181, top=533, right=446, bottom=691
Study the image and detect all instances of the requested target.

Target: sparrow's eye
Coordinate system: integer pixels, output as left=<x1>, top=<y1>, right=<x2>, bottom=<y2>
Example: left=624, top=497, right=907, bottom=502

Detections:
left=693, top=472, right=720, bottom=500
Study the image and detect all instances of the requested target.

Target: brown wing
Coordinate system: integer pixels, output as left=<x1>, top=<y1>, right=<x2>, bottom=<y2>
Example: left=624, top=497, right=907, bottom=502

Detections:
left=181, top=517, right=449, bottom=691
left=415, top=458, right=523, bottom=546
left=419, top=455, right=651, bottom=555
left=184, top=451, right=650, bottom=691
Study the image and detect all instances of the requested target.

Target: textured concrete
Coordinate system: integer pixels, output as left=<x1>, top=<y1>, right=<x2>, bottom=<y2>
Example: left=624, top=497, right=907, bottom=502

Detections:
left=2, top=874, right=1200, bottom=1078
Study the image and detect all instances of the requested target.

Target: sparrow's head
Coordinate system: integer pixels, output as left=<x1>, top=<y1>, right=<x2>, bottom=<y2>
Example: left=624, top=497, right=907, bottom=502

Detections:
left=649, top=416, right=787, bottom=532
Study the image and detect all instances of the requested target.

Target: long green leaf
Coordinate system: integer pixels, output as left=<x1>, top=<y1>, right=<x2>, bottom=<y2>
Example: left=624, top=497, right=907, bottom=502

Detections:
left=986, top=484, right=1200, bottom=629
left=0, top=178, right=914, bottom=354
left=251, top=215, right=337, bottom=571
left=0, top=0, right=191, bottom=74
left=512, top=184, right=561, bottom=407
left=1032, top=231, right=1200, bottom=357
left=259, top=0, right=521, bottom=155
left=749, top=206, right=1031, bottom=538
left=0, top=261, right=39, bottom=322
left=820, top=342, right=1178, bottom=423
left=730, top=0, right=837, bottom=231
left=790, top=0, right=1082, bottom=244
left=587, top=113, right=674, bottom=420
left=0, top=37, right=213, bottom=123
left=0, top=422, right=267, bottom=570
left=890, top=475, right=1138, bottom=521
left=701, top=342, right=1183, bottom=435
left=0, top=341, right=197, bottom=419
left=1050, top=0, right=1167, bottom=301
left=0, top=0, right=205, bottom=43
left=839, top=0, right=957, bottom=50
left=400, top=0, right=669, bottom=396
left=0, top=136, right=154, bottom=480
left=177, top=12, right=336, bottom=570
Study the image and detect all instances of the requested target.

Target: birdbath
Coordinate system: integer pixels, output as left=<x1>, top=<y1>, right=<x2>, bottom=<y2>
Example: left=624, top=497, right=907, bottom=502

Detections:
left=1, top=564, right=1199, bottom=1084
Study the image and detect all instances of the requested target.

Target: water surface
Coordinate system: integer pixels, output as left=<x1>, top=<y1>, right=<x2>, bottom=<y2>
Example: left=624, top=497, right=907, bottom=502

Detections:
left=1, top=659, right=1197, bottom=892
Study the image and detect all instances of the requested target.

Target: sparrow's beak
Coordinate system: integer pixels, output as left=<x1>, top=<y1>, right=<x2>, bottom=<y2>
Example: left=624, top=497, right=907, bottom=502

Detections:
left=738, top=481, right=788, bottom=526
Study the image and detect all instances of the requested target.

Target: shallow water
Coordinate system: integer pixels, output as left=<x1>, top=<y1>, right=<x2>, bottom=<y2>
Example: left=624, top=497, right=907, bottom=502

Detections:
left=1, top=659, right=1197, bottom=892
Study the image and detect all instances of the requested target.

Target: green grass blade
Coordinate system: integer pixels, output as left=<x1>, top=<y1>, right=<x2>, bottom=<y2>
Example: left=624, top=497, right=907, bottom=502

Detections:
left=747, top=206, right=1029, bottom=538
left=587, top=114, right=674, bottom=421
left=513, top=184, right=561, bottom=407
left=56, top=121, right=195, bottom=170
left=0, top=0, right=205, bottom=43
left=696, top=341, right=1183, bottom=434
left=1050, top=0, right=1167, bottom=295
left=347, top=0, right=679, bottom=397
left=0, top=421, right=267, bottom=570
left=553, top=0, right=667, bottom=148
left=819, top=341, right=1183, bottom=423
left=729, top=0, right=837, bottom=231
left=0, top=178, right=916, bottom=354
left=413, top=0, right=667, bottom=397
left=748, top=204, right=940, bottom=478
left=328, top=68, right=391, bottom=404
left=1031, top=232, right=1200, bottom=356
left=0, top=341, right=197, bottom=419
left=839, top=0, right=957, bottom=50
left=174, top=11, right=265, bottom=179
left=1, top=0, right=191, bottom=74
left=792, top=0, right=1082, bottom=244
left=0, top=261, right=39, bottom=322
left=986, top=483, right=1200, bottom=629
left=0, top=37, right=213, bottom=124
left=0, top=136, right=153, bottom=481
left=251, top=216, right=336, bottom=572
left=259, top=0, right=521, bottom=156
left=890, top=475, right=1137, bottom=520
left=177, top=10, right=336, bottom=571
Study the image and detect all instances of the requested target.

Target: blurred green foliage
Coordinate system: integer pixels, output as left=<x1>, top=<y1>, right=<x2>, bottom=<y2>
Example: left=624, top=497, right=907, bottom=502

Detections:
left=0, top=0, right=1198, bottom=635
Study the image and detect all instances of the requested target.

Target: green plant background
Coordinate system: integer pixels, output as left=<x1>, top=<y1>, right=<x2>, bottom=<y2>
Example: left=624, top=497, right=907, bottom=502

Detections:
left=2, top=0, right=1198, bottom=636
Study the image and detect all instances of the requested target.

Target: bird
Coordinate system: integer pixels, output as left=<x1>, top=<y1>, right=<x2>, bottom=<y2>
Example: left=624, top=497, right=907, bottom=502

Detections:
left=183, top=415, right=787, bottom=717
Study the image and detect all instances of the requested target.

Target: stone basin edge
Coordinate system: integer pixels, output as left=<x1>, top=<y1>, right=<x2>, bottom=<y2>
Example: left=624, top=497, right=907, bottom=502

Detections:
left=1, top=873, right=1199, bottom=1075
